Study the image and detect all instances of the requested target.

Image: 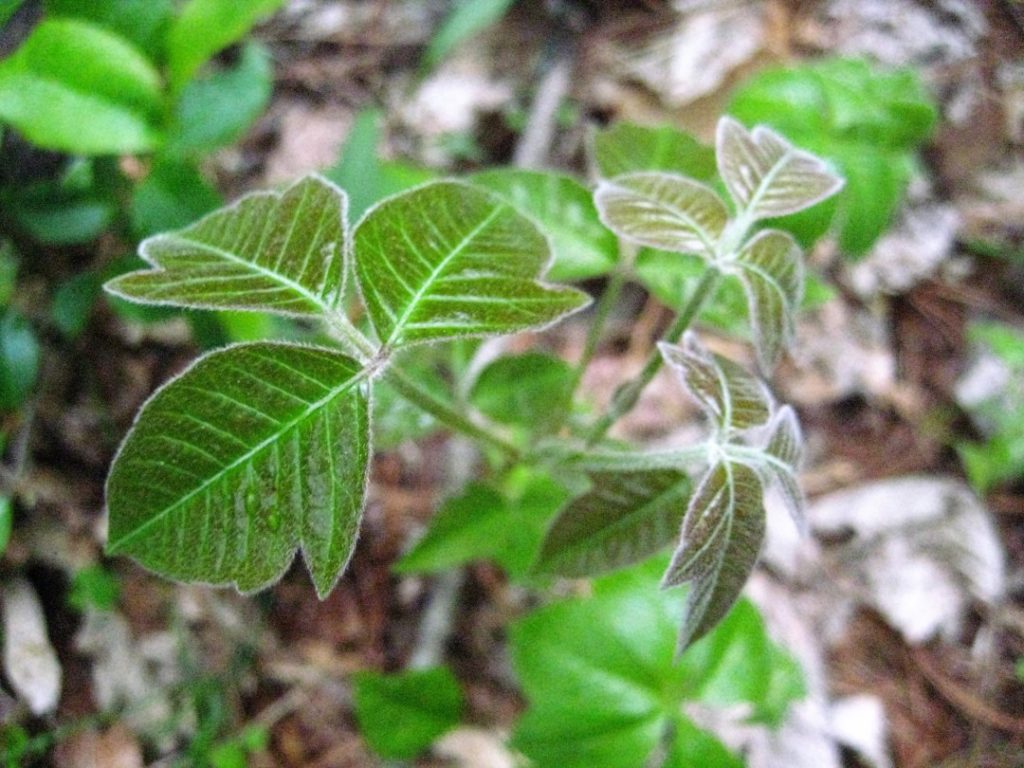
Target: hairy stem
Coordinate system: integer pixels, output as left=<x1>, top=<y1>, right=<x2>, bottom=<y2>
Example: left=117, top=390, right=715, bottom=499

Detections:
left=383, top=368, right=521, bottom=460
left=584, top=267, right=722, bottom=447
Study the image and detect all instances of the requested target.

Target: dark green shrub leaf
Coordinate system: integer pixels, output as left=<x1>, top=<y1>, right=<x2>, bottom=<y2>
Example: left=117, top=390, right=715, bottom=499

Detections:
left=534, top=469, right=690, bottom=577
left=659, top=334, right=772, bottom=433
left=396, top=471, right=568, bottom=579
left=165, top=42, right=273, bottom=157
left=354, top=181, right=588, bottom=349
left=0, top=496, right=10, bottom=558
left=662, top=462, right=765, bottom=650
left=470, top=169, right=618, bottom=281
left=731, top=228, right=803, bottom=370
left=592, top=123, right=716, bottom=181
left=468, top=352, right=573, bottom=430
left=0, top=19, right=162, bottom=154
left=352, top=667, right=463, bottom=759
left=594, top=172, right=728, bottom=259
left=130, top=159, right=223, bottom=238
left=44, top=0, right=173, bottom=59
left=51, top=272, right=102, bottom=339
left=0, top=309, right=39, bottom=412
left=105, top=342, right=370, bottom=597
left=108, top=175, right=347, bottom=317
left=166, top=0, right=284, bottom=91
left=716, top=117, right=843, bottom=222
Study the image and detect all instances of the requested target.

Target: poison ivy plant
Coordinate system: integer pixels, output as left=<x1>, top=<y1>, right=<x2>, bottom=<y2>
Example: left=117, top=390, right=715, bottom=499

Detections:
left=102, top=115, right=840, bottom=665
left=728, top=57, right=937, bottom=257
left=510, top=555, right=804, bottom=768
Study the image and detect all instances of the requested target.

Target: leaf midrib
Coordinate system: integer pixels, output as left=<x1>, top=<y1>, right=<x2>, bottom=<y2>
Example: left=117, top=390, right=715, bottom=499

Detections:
left=108, top=365, right=365, bottom=553
left=384, top=205, right=504, bottom=347
left=614, top=179, right=721, bottom=256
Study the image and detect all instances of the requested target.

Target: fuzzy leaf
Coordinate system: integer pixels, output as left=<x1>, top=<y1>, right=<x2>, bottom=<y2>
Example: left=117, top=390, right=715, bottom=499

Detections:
left=758, top=405, right=807, bottom=532
left=534, top=470, right=691, bottom=577
left=105, top=342, right=370, bottom=597
left=107, top=175, right=347, bottom=317
left=732, top=228, right=804, bottom=370
left=354, top=181, right=588, bottom=348
left=717, top=116, right=843, bottom=221
left=592, top=123, right=717, bottom=181
left=659, top=335, right=772, bottom=432
left=470, top=169, right=618, bottom=281
left=662, top=462, right=765, bottom=650
left=594, top=172, right=728, bottom=258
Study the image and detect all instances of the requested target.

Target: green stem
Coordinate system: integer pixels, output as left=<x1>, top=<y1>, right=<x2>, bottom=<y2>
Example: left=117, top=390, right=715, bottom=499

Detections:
left=584, top=267, right=722, bottom=447
left=556, top=267, right=628, bottom=432
left=383, top=368, right=522, bottom=461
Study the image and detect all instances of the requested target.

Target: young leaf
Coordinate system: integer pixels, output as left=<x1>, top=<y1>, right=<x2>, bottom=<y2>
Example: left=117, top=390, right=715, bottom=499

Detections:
left=716, top=116, right=843, bottom=221
left=662, top=462, right=765, bottom=650
left=468, top=352, right=574, bottom=431
left=730, top=228, right=804, bottom=370
left=470, top=169, right=618, bottom=281
left=592, top=123, right=717, bottom=181
left=659, top=334, right=772, bottom=433
left=534, top=470, right=691, bottom=577
left=757, top=405, right=807, bottom=532
left=107, top=175, right=347, bottom=317
left=354, top=181, right=588, bottom=349
left=594, top=172, right=728, bottom=259
left=0, top=19, right=162, bottom=154
left=166, top=0, right=284, bottom=91
left=105, top=342, right=370, bottom=597
left=352, top=667, right=463, bottom=759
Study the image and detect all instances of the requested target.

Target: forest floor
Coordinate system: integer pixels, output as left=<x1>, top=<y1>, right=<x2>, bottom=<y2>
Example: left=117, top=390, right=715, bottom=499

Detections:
left=2, top=1, right=1024, bottom=767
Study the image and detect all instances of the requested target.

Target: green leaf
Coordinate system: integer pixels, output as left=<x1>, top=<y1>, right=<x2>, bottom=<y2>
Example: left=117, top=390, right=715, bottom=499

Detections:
left=396, top=470, right=569, bottom=579
left=0, top=496, right=11, bottom=558
left=52, top=272, right=102, bottom=339
left=594, top=172, right=729, bottom=259
left=659, top=334, right=772, bottom=433
left=0, top=19, right=162, bottom=154
left=0, top=309, right=39, bottom=412
left=165, top=42, right=273, bottom=157
left=44, top=0, right=173, bottom=59
left=0, top=1, right=26, bottom=28
left=717, top=116, right=843, bottom=221
left=662, top=462, right=765, bottom=650
left=68, top=565, right=120, bottom=612
left=352, top=667, right=464, bottom=759
left=354, top=181, right=588, bottom=349
left=592, top=123, right=716, bottom=181
left=470, top=169, right=618, bottom=281
left=534, top=470, right=691, bottom=577
left=511, top=556, right=796, bottom=768
left=166, top=0, right=284, bottom=92
left=421, top=0, right=515, bottom=73
left=324, top=108, right=437, bottom=224
left=130, top=159, right=223, bottom=238
left=105, top=342, right=370, bottom=597
left=108, top=175, right=347, bottom=317
left=731, top=228, right=804, bottom=370
left=468, top=352, right=573, bottom=431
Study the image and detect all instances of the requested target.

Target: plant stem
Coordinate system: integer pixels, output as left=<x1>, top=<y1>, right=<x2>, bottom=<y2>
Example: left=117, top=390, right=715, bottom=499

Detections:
left=584, top=267, right=722, bottom=447
left=383, top=368, right=522, bottom=461
left=558, top=267, right=628, bottom=431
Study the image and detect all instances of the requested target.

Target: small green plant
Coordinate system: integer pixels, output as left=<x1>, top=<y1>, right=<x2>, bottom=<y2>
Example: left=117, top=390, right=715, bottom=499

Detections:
left=103, top=115, right=841, bottom=651
left=728, top=57, right=937, bottom=258
left=352, top=666, right=464, bottom=759
left=958, top=321, right=1024, bottom=493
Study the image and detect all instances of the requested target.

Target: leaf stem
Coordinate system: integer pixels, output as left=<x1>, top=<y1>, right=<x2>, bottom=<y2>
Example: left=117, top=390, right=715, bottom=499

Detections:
left=584, top=267, right=722, bottom=447
left=383, top=368, right=522, bottom=461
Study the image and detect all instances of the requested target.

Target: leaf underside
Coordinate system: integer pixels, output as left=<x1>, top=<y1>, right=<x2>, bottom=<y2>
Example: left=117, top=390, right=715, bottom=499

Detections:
left=659, top=334, right=772, bottom=432
left=717, top=116, right=844, bottom=221
left=106, top=175, right=347, bottom=317
left=594, top=172, right=728, bottom=258
left=354, top=181, right=589, bottom=349
left=732, top=228, right=804, bottom=370
left=535, top=469, right=691, bottom=577
left=106, top=342, right=370, bottom=597
left=759, top=405, right=807, bottom=531
left=663, top=462, right=765, bottom=650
